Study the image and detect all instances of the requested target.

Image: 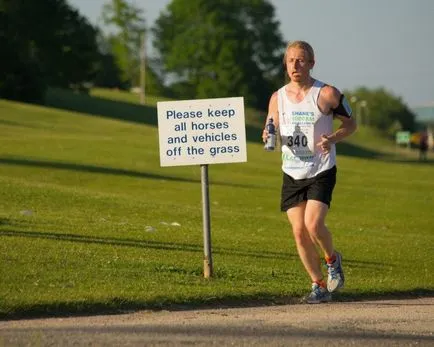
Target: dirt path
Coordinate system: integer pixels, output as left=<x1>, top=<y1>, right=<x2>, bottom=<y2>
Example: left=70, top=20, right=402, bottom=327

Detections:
left=1, top=297, right=433, bottom=346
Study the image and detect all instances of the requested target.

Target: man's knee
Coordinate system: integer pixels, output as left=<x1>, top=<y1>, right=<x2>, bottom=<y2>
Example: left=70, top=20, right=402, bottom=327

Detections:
left=305, top=217, right=325, bottom=238
left=292, top=225, right=304, bottom=239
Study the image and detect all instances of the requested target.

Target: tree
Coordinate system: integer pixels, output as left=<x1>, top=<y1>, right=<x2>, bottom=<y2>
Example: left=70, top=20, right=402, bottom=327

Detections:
left=152, top=0, right=285, bottom=109
left=93, top=30, right=124, bottom=89
left=101, top=0, right=147, bottom=88
left=0, top=6, right=46, bottom=102
left=0, top=0, right=101, bottom=101
left=348, top=87, right=416, bottom=135
left=100, top=0, right=165, bottom=94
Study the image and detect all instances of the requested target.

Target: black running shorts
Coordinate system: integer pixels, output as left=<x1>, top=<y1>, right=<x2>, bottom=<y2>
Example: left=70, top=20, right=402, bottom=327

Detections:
left=280, top=166, right=337, bottom=212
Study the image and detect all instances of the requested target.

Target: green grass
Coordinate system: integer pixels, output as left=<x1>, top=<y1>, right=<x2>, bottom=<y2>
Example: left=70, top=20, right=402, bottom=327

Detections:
left=0, top=90, right=433, bottom=319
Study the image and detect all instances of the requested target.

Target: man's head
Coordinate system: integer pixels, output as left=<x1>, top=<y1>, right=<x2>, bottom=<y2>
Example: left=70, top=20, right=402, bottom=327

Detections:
left=283, top=41, right=315, bottom=82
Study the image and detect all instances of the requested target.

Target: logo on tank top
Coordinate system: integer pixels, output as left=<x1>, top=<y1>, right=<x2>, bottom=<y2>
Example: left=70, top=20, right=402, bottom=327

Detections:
left=281, top=111, right=315, bottom=169
left=291, top=111, right=314, bottom=117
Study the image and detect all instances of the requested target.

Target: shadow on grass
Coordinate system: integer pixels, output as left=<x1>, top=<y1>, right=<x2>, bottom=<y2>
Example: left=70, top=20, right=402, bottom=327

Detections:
left=2, top=229, right=415, bottom=320
left=383, top=157, right=434, bottom=164
left=46, top=88, right=158, bottom=127
left=0, top=229, right=295, bottom=262
left=0, top=218, right=11, bottom=226
left=1, top=229, right=432, bottom=320
left=45, top=88, right=264, bottom=144
left=0, top=157, right=260, bottom=189
left=337, top=142, right=434, bottom=164
left=45, top=88, right=432, bottom=161
left=336, top=142, right=386, bottom=159
left=0, top=119, right=38, bottom=129
left=0, top=229, right=383, bottom=267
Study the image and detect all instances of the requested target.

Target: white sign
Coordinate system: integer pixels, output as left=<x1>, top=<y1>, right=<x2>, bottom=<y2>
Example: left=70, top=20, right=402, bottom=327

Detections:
left=396, top=131, right=410, bottom=145
left=157, top=97, right=247, bottom=167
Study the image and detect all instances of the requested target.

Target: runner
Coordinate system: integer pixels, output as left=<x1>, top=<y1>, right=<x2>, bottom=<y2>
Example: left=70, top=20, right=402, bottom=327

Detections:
left=419, top=129, right=428, bottom=161
left=262, top=41, right=357, bottom=303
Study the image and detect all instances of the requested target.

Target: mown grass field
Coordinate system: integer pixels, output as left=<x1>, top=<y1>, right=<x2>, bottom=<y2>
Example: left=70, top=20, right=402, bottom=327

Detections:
left=0, top=89, right=433, bottom=319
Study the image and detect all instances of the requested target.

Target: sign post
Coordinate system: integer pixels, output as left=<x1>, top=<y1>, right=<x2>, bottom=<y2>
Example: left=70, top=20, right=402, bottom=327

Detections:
left=157, top=97, right=247, bottom=278
left=201, top=164, right=212, bottom=278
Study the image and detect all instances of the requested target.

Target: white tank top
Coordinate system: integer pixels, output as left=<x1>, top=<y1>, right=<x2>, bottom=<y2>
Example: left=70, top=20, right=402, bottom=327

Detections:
left=277, top=79, right=336, bottom=179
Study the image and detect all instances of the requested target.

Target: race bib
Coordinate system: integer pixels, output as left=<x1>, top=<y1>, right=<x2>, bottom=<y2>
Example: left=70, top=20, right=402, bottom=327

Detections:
left=280, top=113, right=315, bottom=169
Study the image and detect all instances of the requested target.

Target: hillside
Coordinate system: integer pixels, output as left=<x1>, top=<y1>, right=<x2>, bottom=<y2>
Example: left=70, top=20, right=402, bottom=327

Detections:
left=0, top=90, right=432, bottom=318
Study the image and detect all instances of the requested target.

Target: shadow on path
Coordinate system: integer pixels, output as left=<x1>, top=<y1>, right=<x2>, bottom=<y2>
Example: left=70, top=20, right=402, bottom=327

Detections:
left=2, top=318, right=434, bottom=344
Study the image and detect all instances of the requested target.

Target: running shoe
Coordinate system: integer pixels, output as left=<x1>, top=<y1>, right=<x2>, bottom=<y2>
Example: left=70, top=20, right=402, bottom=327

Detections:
left=304, top=283, right=332, bottom=304
left=327, top=251, right=345, bottom=292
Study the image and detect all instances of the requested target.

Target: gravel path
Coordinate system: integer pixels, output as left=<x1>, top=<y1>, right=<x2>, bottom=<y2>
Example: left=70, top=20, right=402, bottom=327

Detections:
left=1, top=297, right=433, bottom=346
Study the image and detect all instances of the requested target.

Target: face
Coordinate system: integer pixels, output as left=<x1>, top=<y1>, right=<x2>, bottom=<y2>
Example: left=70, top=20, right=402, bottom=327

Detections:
left=285, top=47, right=315, bottom=82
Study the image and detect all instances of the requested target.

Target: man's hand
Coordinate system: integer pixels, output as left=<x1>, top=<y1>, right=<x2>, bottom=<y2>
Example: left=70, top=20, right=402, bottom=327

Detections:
left=317, top=134, right=332, bottom=154
left=262, top=128, right=268, bottom=143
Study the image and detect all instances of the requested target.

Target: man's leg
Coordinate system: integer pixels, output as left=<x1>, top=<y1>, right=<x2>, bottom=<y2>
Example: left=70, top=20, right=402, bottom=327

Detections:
left=304, top=200, right=334, bottom=258
left=287, top=201, right=331, bottom=303
left=304, top=199, right=344, bottom=292
left=286, top=201, right=323, bottom=282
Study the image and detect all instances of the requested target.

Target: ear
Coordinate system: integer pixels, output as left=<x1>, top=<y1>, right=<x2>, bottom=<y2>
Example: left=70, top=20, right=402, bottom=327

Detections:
left=310, top=60, right=315, bottom=69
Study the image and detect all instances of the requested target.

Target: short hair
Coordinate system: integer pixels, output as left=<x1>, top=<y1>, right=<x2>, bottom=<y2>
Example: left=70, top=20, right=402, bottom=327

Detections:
left=283, top=41, right=315, bottom=66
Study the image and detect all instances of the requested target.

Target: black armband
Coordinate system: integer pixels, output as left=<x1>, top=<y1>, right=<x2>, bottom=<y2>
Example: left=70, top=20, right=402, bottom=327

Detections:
left=331, top=94, right=352, bottom=118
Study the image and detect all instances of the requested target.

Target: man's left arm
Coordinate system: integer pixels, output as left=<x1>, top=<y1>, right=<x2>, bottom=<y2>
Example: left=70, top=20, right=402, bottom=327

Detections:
left=327, top=114, right=357, bottom=144
left=317, top=86, right=357, bottom=153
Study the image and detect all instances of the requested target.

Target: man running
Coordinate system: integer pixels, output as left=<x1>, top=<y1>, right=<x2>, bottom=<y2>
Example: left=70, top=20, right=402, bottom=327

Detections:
left=262, top=41, right=357, bottom=303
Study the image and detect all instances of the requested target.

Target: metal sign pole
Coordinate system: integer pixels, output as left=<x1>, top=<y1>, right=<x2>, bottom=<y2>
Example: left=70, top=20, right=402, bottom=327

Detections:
left=200, top=164, right=213, bottom=278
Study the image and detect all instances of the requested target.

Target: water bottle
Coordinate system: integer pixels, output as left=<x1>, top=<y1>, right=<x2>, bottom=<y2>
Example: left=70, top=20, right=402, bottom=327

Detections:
left=264, top=118, right=276, bottom=151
